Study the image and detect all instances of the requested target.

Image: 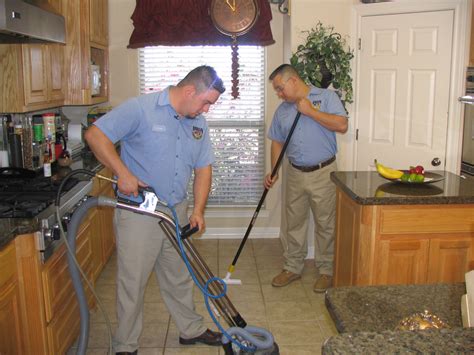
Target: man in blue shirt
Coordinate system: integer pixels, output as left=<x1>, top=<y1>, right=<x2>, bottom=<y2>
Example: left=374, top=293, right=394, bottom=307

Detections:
left=85, top=66, right=225, bottom=354
left=264, top=64, right=348, bottom=293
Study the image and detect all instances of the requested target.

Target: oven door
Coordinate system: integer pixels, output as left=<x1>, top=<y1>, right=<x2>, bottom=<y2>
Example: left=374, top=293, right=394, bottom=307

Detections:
left=461, top=96, right=474, bottom=174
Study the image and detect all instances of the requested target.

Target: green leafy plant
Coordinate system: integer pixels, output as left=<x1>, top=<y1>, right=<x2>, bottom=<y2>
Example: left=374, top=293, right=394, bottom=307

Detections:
left=290, top=22, right=354, bottom=106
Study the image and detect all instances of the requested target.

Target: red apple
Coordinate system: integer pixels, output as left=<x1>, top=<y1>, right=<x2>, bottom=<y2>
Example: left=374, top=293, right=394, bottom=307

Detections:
left=414, top=165, right=424, bottom=175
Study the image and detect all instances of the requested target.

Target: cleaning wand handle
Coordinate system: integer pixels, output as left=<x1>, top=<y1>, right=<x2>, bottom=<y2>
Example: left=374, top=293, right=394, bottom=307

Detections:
left=229, top=111, right=302, bottom=269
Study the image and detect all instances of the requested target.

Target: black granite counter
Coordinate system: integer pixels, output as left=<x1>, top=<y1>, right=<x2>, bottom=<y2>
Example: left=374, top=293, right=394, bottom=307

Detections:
left=0, top=150, right=104, bottom=249
left=322, top=283, right=473, bottom=354
left=331, top=171, right=474, bottom=205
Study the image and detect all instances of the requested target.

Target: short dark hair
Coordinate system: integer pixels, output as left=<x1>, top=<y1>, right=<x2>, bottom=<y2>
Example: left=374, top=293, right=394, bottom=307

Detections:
left=178, top=65, right=225, bottom=94
left=269, top=64, right=300, bottom=81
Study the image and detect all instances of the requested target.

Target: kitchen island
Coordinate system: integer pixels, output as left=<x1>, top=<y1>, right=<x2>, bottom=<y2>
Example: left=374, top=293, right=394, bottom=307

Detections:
left=330, top=171, right=474, bottom=286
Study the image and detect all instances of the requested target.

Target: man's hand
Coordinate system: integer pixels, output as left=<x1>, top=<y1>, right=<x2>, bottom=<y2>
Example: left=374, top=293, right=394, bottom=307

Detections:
left=264, top=172, right=278, bottom=189
left=189, top=211, right=205, bottom=235
left=296, top=97, right=318, bottom=117
left=117, top=171, right=147, bottom=197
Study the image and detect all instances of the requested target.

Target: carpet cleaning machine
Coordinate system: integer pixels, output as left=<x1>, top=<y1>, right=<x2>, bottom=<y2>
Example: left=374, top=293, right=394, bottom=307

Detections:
left=61, top=113, right=301, bottom=355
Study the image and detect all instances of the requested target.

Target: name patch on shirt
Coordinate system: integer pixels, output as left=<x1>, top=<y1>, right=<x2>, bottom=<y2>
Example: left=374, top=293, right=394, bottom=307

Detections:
left=192, top=126, right=203, bottom=140
left=152, top=124, right=166, bottom=133
left=312, top=100, right=322, bottom=110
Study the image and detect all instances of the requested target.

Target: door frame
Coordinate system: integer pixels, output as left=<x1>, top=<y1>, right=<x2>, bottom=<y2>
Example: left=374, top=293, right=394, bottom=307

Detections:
left=350, top=0, right=471, bottom=174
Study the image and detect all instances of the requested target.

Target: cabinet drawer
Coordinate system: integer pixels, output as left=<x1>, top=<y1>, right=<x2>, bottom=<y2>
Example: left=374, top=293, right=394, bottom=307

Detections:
left=379, top=205, right=474, bottom=235
left=42, top=218, right=94, bottom=322
left=0, top=243, right=16, bottom=288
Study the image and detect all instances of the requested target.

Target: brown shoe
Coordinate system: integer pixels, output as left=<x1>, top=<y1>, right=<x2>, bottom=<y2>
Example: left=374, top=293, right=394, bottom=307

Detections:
left=179, top=329, right=222, bottom=346
left=271, top=270, right=301, bottom=287
left=313, top=274, right=333, bottom=293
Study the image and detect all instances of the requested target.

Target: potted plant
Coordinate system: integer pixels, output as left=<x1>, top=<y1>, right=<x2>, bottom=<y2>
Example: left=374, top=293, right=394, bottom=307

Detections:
left=290, top=22, right=354, bottom=107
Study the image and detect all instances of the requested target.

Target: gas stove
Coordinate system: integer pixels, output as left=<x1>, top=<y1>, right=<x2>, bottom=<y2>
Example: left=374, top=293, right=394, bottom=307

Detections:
left=0, top=168, right=93, bottom=262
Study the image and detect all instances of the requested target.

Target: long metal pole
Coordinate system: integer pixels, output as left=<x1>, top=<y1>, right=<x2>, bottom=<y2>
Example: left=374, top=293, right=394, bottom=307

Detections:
left=226, top=111, right=302, bottom=275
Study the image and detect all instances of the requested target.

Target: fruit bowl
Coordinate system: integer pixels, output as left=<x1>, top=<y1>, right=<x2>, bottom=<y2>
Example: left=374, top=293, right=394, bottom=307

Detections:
left=379, top=171, right=445, bottom=184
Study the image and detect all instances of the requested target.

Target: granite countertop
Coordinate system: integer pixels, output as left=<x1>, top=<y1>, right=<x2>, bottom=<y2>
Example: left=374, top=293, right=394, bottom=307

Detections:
left=322, top=283, right=473, bottom=354
left=331, top=171, right=474, bottom=205
left=0, top=150, right=104, bottom=249
left=322, top=328, right=474, bottom=354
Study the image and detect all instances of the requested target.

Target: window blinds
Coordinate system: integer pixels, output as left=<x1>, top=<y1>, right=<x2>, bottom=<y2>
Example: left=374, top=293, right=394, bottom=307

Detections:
left=139, top=46, right=265, bottom=206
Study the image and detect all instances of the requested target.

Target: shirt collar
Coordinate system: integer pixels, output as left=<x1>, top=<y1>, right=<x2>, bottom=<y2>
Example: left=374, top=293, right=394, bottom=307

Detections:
left=156, top=86, right=172, bottom=107
left=308, top=85, right=325, bottom=97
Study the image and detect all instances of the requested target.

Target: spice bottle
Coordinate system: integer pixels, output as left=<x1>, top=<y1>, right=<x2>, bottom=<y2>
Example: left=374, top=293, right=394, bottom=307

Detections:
left=43, top=140, right=51, bottom=177
left=9, top=120, right=23, bottom=168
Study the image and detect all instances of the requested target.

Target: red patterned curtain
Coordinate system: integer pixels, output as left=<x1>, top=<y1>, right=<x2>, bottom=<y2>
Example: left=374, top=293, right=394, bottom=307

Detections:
left=127, top=0, right=274, bottom=48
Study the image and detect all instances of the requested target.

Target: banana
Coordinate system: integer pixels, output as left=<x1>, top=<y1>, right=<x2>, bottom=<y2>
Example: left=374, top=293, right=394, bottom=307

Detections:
left=374, top=159, right=404, bottom=179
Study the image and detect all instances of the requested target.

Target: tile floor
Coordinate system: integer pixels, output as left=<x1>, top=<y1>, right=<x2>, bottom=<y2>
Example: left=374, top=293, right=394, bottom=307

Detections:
left=68, top=238, right=338, bottom=354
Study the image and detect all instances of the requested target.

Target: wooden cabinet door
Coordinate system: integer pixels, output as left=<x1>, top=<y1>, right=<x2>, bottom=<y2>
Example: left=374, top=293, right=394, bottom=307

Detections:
left=22, top=44, right=49, bottom=106
left=428, top=237, right=474, bottom=283
left=89, top=0, right=108, bottom=47
left=375, top=239, right=430, bottom=285
left=48, top=44, right=65, bottom=103
left=0, top=243, right=24, bottom=354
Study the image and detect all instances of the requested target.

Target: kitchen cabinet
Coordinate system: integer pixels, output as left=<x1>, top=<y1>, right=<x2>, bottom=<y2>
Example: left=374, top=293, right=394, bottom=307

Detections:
left=0, top=43, right=65, bottom=112
left=90, top=166, right=116, bottom=281
left=331, top=171, right=474, bottom=287
left=471, top=4, right=474, bottom=66
left=22, top=44, right=65, bottom=108
left=89, top=0, right=109, bottom=47
left=12, top=211, right=96, bottom=353
left=0, top=243, right=24, bottom=354
left=63, top=0, right=109, bottom=105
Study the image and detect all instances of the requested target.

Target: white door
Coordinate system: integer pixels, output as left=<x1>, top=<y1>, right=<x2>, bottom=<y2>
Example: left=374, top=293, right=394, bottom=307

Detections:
left=355, top=10, right=454, bottom=171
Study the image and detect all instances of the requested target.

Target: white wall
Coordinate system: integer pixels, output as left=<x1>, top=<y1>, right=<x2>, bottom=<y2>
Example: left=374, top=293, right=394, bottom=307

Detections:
left=107, top=1, right=355, bottom=239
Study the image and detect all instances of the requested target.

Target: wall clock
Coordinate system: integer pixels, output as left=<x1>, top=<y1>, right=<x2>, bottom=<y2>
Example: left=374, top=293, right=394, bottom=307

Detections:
left=210, top=0, right=260, bottom=98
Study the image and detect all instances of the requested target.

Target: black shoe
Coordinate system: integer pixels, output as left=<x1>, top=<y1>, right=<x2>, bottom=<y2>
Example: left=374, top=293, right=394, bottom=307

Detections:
left=179, top=328, right=222, bottom=346
left=116, top=351, right=137, bottom=355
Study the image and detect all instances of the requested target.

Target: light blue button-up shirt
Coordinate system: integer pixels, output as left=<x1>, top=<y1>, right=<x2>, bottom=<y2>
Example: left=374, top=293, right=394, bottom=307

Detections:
left=94, top=87, right=214, bottom=206
left=268, top=86, right=347, bottom=166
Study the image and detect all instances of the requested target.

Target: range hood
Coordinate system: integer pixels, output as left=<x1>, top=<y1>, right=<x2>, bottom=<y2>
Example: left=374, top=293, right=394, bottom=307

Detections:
left=0, top=0, right=65, bottom=44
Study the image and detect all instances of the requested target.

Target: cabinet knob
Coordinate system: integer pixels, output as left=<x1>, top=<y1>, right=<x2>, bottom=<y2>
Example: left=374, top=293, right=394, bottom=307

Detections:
left=431, top=158, right=441, bottom=166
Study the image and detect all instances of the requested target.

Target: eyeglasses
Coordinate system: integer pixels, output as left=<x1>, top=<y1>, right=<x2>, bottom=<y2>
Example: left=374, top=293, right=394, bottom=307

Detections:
left=273, top=79, right=290, bottom=93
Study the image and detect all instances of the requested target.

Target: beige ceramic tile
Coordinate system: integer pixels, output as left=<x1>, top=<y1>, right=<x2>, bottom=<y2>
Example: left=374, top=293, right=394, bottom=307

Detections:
left=144, top=302, right=171, bottom=324
left=145, top=280, right=165, bottom=303
left=90, top=300, right=117, bottom=323
left=95, top=265, right=117, bottom=285
left=261, top=283, right=308, bottom=303
left=230, top=299, right=267, bottom=323
left=223, top=284, right=264, bottom=303
left=278, top=344, right=324, bottom=355
left=255, top=255, right=285, bottom=270
left=93, top=283, right=116, bottom=302
left=163, top=347, right=219, bottom=354
left=218, top=256, right=257, bottom=272
left=265, top=300, right=317, bottom=322
left=268, top=320, right=325, bottom=346
left=136, top=348, right=164, bottom=355
left=251, top=239, right=283, bottom=256
left=218, top=240, right=254, bottom=258
left=86, top=322, right=117, bottom=348
left=140, top=323, right=168, bottom=348
left=191, top=238, right=219, bottom=257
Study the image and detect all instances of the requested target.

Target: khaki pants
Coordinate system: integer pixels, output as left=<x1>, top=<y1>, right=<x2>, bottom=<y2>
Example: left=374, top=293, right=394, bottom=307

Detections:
left=113, top=201, right=206, bottom=352
left=282, top=160, right=337, bottom=276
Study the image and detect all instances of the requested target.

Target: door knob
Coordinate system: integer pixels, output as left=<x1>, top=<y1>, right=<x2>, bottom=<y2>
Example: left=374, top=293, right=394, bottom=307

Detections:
left=431, top=157, right=441, bottom=166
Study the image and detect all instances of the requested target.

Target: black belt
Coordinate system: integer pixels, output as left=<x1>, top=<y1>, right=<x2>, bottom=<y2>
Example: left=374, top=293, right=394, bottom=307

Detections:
left=290, top=156, right=336, bottom=172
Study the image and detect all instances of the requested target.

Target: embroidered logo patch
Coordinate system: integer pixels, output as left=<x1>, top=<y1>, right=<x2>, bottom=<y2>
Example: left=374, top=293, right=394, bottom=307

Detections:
left=312, top=100, right=322, bottom=110
left=192, top=126, right=203, bottom=140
